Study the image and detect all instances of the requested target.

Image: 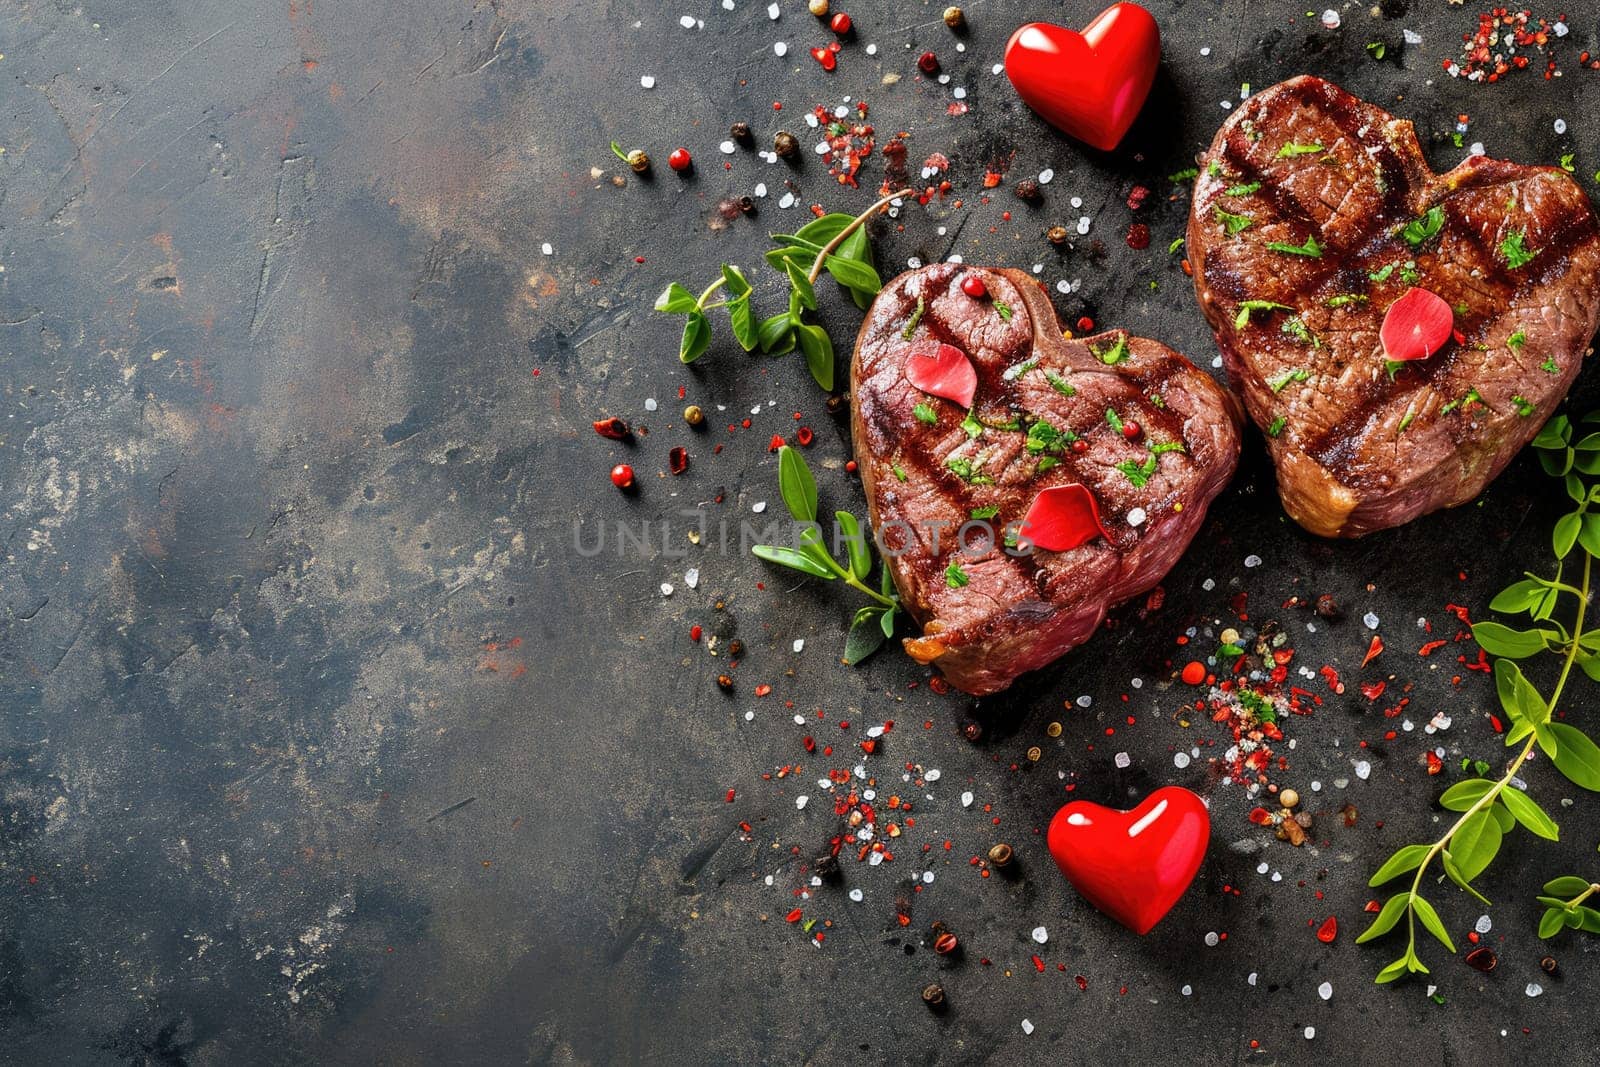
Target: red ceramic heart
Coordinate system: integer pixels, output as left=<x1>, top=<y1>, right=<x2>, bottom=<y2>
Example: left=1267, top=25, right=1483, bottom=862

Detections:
left=1004, top=3, right=1161, bottom=152
left=1047, top=785, right=1208, bottom=934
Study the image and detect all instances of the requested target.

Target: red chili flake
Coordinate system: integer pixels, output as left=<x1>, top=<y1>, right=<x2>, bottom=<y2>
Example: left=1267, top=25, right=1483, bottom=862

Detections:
left=1248, top=807, right=1274, bottom=825
left=860, top=739, right=876, bottom=754
left=690, top=624, right=703, bottom=642
left=796, top=426, right=814, bottom=446
left=810, top=46, right=837, bottom=71
left=1364, top=899, right=1382, bottom=914
left=1418, top=639, right=1447, bottom=656
left=1361, top=636, right=1384, bottom=667
left=1426, top=751, right=1443, bottom=775
left=754, top=684, right=772, bottom=697
left=785, top=908, right=804, bottom=923
left=1361, top=680, right=1386, bottom=701
left=1125, top=223, right=1150, bottom=250
left=1074, top=975, right=1088, bottom=991
left=725, top=789, right=736, bottom=802
left=1490, top=714, right=1504, bottom=733
left=1032, top=954, right=1045, bottom=972
left=768, top=434, right=786, bottom=452
left=1076, top=315, right=1095, bottom=332
left=802, top=736, right=816, bottom=752
left=592, top=416, right=631, bottom=440
left=669, top=446, right=689, bottom=475
left=1316, top=915, right=1338, bottom=943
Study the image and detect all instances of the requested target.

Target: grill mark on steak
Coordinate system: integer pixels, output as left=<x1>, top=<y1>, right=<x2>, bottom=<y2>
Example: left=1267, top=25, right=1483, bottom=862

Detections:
left=851, top=263, right=1241, bottom=695
left=1189, top=75, right=1600, bottom=537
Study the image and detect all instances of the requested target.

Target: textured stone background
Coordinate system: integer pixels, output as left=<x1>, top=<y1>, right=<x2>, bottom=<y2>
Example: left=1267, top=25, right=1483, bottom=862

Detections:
left=3, top=1, right=1600, bottom=1063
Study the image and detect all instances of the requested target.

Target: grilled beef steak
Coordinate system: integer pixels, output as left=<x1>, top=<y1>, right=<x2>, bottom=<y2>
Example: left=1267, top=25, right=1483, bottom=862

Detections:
left=1189, top=75, right=1600, bottom=537
left=852, top=264, right=1241, bottom=695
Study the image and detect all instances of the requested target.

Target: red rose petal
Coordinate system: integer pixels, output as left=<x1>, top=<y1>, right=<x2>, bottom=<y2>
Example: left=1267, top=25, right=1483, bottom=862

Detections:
left=1380, top=287, right=1454, bottom=362
left=1018, top=483, right=1110, bottom=553
left=904, top=341, right=978, bottom=409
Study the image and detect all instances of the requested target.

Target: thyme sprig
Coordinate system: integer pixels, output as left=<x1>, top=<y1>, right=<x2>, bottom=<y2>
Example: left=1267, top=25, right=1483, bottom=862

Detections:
left=1536, top=877, right=1600, bottom=938
left=751, top=445, right=901, bottom=664
left=1360, top=410, right=1600, bottom=983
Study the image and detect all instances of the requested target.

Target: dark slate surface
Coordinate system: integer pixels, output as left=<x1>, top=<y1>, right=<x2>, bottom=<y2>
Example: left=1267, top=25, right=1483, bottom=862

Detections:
left=4, top=0, right=1599, bottom=1062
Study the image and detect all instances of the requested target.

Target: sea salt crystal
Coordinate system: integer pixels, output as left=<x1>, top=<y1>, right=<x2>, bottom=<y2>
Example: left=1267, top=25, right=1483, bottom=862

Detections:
left=1070, top=196, right=1083, bottom=208
left=1555, top=119, right=1568, bottom=134
left=1114, top=752, right=1131, bottom=769
left=722, top=0, right=734, bottom=9
left=773, top=41, right=787, bottom=56
left=992, top=63, right=1003, bottom=75
left=1032, top=926, right=1049, bottom=943
left=1203, top=578, right=1216, bottom=591
left=1174, top=752, right=1191, bottom=769
left=1204, top=931, right=1219, bottom=946
left=1076, top=217, right=1091, bottom=235
left=1475, top=914, right=1492, bottom=934
left=866, top=44, right=877, bottom=55
left=1363, top=611, right=1380, bottom=629
left=661, top=583, right=673, bottom=596
left=1181, top=984, right=1193, bottom=996
left=640, top=75, right=656, bottom=89
left=1247, top=972, right=1257, bottom=986
left=1469, top=141, right=1485, bottom=157
left=679, top=15, right=696, bottom=28
left=719, top=140, right=736, bottom=154
left=1555, top=21, right=1569, bottom=37
left=685, top=568, right=699, bottom=589
left=925, top=769, right=942, bottom=781
left=745, top=711, right=754, bottom=721
left=1056, top=280, right=1071, bottom=293
left=1038, top=168, right=1055, bottom=184
left=768, top=2, right=779, bottom=18
left=1527, top=982, right=1544, bottom=997
left=1127, top=507, right=1147, bottom=527
left=752, top=501, right=767, bottom=513
left=1318, top=981, right=1333, bottom=1001
left=793, top=639, right=804, bottom=653
left=953, top=87, right=966, bottom=100
left=1200, top=47, right=1211, bottom=56
left=644, top=397, right=659, bottom=411
left=541, top=242, right=553, bottom=255
left=1256, top=861, right=1269, bottom=874
left=849, top=888, right=863, bottom=902
left=1021, top=1020, right=1035, bottom=1035
left=796, top=795, right=808, bottom=809
left=962, top=791, right=975, bottom=807
left=1403, top=29, right=1422, bottom=44
left=1320, top=9, right=1340, bottom=29
left=778, top=192, right=795, bottom=209
left=1305, top=1027, right=1316, bottom=1040
left=1076, top=695, right=1092, bottom=707
left=869, top=851, right=884, bottom=866
left=1244, top=554, right=1262, bottom=568
left=754, top=182, right=768, bottom=197
left=923, top=871, right=934, bottom=883
left=1354, top=760, right=1372, bottom=780
left=814, top=141, right=829, bottom=155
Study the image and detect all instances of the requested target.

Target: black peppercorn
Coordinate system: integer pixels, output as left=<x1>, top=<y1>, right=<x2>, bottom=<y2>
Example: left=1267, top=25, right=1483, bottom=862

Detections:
left=921, top=983, right=946, bottom=1009
left=813, top=853, right=840, bottom=879
left=1015, top=178, right=1040, bottom=200
left=1540, top=955, right=1559, bottom=975
left=1314, top=593, right=1341, bottom=620
left=825, top=392, right=849, bottom=416
left=731, top=121, right=752, bottom=143
left=774, top=131, right=800, bottom=159
left=728, top=638, right=745, bottom=658
left=961, top=720, right=982, bottom=743
left=738, top=195, right=756, bottom=215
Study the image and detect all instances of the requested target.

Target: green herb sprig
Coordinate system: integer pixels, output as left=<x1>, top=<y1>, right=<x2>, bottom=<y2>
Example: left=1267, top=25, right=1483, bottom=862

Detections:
left=751, top=445, right=901, bottom=664
left=654, top=265, right=760, bottom=363
left=1536, top=877, right=1600, bottom=938
left=1360, top=410, right=1600, bottom=984
left=761, top=189, right=904, bottom=390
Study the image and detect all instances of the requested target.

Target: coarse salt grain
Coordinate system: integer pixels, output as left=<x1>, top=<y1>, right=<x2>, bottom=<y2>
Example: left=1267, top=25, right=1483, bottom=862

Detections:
left=640, top=75, right=656, bottom=89
left=752, top=501, right=767, bottom=513
left=1318, top=981, right=1333, bottom=1001
left=1527, top=982, right=1543, bottom=997
left=1305, top=1027, right=1315, bottom=1040
left=793, top=639, right=804, bottom=653
left=684, top=568, right=699, bottom=589
left=1032, top=926, right=1048, bottom=944
left=1354, top=760, right=1371, bottom=780
left=1363, top=611, right=1380, bottom=629
left=1114, top=752, right=1131, bottom=769
left=795, top=795, right=808, bottom=809
left=1555, top=119, right=1568, bottom=134
left=1475, top=914, right=1492, bottom=934
left=1204, top=931, right=1219, bottom=946
left=660, top=583, right=673, bottom=596
left=1181, top=984, right=1193, bottom=996
left=1038, top=168, right=1055, bottom=184
left=1244, top=554, right=1262, bottom=568
left=849, top=888, right=863, bottom=901
left=925, top=768, right=942, bottom=781
left=773, top=41, right=787, bottom=56
left=961, top=791, right=974, bottom=807
left=1174, top=752, right=1191, bottom=769
left=768, top=2, right=779, bottom=17
left=541, top=242, right=553, bottom=255
left=1021, top=1019, right=1035, bottom=1035
left=1127, top=506, right=1147, bottom=527
left=1320, top=9, right=1339, bottom=29
left=679, top=15, right=696, bottom=28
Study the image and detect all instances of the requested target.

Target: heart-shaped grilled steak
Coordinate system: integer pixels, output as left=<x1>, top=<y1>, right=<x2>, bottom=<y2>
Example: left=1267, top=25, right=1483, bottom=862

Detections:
left=852, top=264, right=1241, bottom=695
left=1189, top=75, right=1600, bottom=537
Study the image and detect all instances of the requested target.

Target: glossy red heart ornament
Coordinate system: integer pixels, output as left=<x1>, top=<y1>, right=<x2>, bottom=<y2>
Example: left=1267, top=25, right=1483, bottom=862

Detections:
left=1047, top=785, right=1208, bottom=934
left=1004, top=3, right=1161, bottom=152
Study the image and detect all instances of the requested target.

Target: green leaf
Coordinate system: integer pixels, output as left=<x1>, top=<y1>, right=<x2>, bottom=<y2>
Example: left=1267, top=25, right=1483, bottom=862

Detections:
left=1356, top=892, right=1412, bottom=943
left=1441, top=851, right=1492, bottom=905
left=785, top=259, right=817, bottom=311
left=654, top=282, right=698, bottom=313
left=1550, top=723, right=1600, bottom=791
left=1501, top=788, right=1559, bottom=841
left=720, top=263, right=751, bottom=298
left=842, top=606, right=888, bottom=665
left=679, top=311, right=712, bottom=363
left=1540, top=908, right=1567, bottom=939
left=794, top=213, right=853, bottom=246
left=1265, top=235, right=1322, bottom=257
left=1449, top=809, right=1502, bottom=882
left=1472, top=621, right=1549, bottom=658
left=752, top=544, right=835, bottom=579
left=795, top=323, right=834, bottom=391
left=1375, top=956, right=1410, bottom=984
left=778, top=445, right=818, bottom=523
left=1555, top=511, right=1581, bottom=558
left=1489, top=802, right=1515, bottom=833
left=727, top=294, right=757, bottom=351
left=1490, top=579, right=1547, bottom=615
left=836, top=220, right=870, bottom=264
left=821, top=253, right=881, bottom=295
left=758, top=311, right=796, bottom=354
left=1578, top=906, right=1600, bottom=934
left=1581, top=514, right=1600, bottom=557
left=1495, top=658, right=1547, bottom=724
left=1543, top=875, right=1593, bottom=896
left=912, top=402, right=938, bottom=425
left=1400, top=206, right=1445, bottom=248
left=836, top=511, right=871, bottom=580
left=1438, top=778, right=1495, bottom=811
left=880, top=604, right=896, bottom=639
left=1535, top=720, right=1561, bottom=760
left=1410, top=895, right=1455, bottom=952
left=1369, top=843, right=1430, bottom=887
